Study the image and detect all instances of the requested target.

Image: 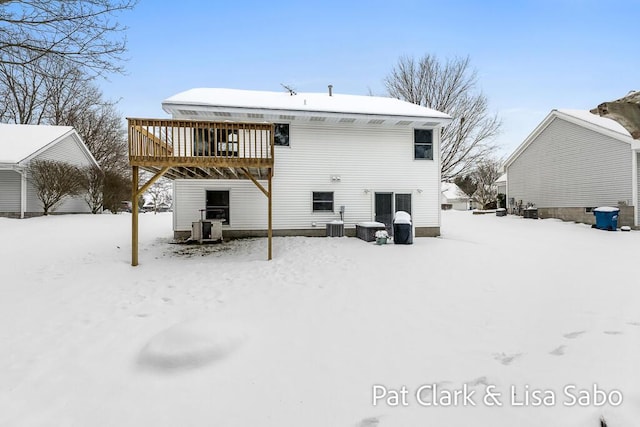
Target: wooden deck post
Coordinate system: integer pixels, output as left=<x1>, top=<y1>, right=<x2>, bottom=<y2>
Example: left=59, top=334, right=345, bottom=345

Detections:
left=132, top=165, right=139, bottom=266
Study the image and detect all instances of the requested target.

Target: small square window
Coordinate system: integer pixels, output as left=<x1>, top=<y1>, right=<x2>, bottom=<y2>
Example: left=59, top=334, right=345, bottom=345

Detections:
left=274, top=123, right=290, bottom=146
left=414, top=129, right=433, bottom=160
left=312, top=192, right=334, bottom=212
left=206, top=190, right=230, bottom=225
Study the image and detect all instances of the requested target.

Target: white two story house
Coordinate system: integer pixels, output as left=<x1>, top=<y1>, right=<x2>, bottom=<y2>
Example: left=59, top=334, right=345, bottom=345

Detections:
left=134, top=88, right=451, bottom=242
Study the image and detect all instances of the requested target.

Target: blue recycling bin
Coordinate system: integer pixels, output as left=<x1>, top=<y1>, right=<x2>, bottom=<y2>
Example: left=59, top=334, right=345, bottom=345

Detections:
left=593, top=207, right=619, bottom=231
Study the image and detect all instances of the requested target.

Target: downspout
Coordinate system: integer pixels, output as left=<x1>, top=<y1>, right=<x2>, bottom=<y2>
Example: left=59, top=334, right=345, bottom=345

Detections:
left=632, top=149, right=638, bottom=227
left=19, top=167, right=26, bottom=219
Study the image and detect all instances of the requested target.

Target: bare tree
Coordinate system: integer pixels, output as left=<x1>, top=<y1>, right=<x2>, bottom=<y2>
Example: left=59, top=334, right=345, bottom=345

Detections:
left=471, top=158, right=501, bottom=209
left=27, top=159, right=84, bottom=214
left=0, top=57, right=129, bottom=173
left=103, top=169, right=130, bottom=213
left=0, top=0, right=137, bottom=76
left=47, top=77, right=129, bottom=173
left=385, top=54, right=501, bottom=179
left=145, top=177, right=172, bottom=213
left=454, top=174, right=476, bottom=198
left=80, top=165, right=105, bottom=213
left=0, top=51, right=48, bottom=124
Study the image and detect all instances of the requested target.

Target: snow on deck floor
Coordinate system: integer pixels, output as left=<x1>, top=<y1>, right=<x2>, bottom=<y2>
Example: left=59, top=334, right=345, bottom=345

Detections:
left=0, top=211, right=638, bottom=426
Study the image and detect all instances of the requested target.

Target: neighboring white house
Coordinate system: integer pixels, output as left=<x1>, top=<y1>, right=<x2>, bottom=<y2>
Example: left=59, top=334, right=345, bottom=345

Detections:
left=494, top=173, right=507, bottom=196
left=161, top=88, right=452, bottom=238
left=0, top=124, right=99, bottom=218
left=503, top=109, right=640, bottom=226
left=440, top=182, right=470, bottom=210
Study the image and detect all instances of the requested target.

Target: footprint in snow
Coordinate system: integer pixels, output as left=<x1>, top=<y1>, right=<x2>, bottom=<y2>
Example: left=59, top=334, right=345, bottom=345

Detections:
left=549, top=345, right=566, bottom=356
left=493, top=352, right=522, bottom=365
left=137, top=318, right=246, bottom=372
left=356, top=416, right=380, bottom=427
left=563, top=331, right=586, bottom=339
left=627, top=321, right=640, bottom=327
left=466, top=376, right=490, bottom=387
left=603, top=330, right=623, bottom=335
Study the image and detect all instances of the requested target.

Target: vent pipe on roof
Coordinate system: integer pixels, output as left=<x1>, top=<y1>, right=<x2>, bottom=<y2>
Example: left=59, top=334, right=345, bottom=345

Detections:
left=328, top=85, right=333, bottom=97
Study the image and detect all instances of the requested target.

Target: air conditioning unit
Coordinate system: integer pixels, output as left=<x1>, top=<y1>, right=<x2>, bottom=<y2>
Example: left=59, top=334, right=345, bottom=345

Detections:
left=191, top=220, right=223, bottom=243
left=326, top=221, right=344, bottom=237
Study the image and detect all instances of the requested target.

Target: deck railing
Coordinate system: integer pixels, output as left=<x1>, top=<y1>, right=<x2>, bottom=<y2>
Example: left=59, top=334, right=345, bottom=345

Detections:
left=128, top=119, right=275, bottom=165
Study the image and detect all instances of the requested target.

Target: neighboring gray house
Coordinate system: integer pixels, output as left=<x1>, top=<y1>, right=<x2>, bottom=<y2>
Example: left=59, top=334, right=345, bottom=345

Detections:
left=503, top=109, right=640, bottom=227
left=0, top=124, right=99, bottom=218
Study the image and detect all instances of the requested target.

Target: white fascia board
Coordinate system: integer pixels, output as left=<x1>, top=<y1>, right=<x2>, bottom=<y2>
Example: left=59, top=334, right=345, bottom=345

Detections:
left=71, top=131, right=101, bottom=168
left=162, top=103, right=452, bottom=127
left=0, top=162, right=23, bottom=171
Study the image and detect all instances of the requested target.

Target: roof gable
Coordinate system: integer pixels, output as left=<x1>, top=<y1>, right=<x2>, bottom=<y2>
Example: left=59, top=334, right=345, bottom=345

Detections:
left=0, top=124, right=99, bottom=167
left=0, top=124, right=74, bottom=163
left=441, top=182, right=470, bottom=200
left=504, top=109, right=634, bottom=168
left=556, top=109, right=632, bottom=137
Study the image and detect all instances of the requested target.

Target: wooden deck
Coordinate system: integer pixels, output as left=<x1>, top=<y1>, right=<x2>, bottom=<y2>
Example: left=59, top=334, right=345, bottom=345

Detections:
left=128, top=118, right=275, bottom=179
left=128, top=118, right=275, bottom=266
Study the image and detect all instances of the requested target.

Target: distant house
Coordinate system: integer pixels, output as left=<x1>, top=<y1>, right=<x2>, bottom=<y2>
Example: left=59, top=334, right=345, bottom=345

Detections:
left=135, top=87, right=452, bottom=240
left=0, top=124, right=99, bottom=218
left=503, top=109, right=640, bottom=227
left=494, top=173, right=507, bottom=196
left=440, top=182, right=470, bottom=210
left=494, top=173, right=507, bottom=208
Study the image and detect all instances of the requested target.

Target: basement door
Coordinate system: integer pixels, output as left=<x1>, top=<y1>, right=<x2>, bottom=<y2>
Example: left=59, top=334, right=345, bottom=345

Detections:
left=375, top=192, right=393, bottom=234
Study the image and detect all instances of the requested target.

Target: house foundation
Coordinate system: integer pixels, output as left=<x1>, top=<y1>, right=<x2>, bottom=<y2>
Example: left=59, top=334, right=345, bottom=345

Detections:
left=536, top=206, right=635, bottom=227
left=174, top=226, right=440, bottom=241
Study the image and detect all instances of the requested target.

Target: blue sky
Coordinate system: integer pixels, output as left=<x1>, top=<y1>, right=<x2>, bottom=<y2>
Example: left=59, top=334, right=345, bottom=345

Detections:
left=102, top=0, right=639, bottom=156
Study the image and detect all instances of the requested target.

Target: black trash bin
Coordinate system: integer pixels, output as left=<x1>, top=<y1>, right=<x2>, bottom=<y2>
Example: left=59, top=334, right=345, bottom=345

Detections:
left=523, top=207, right=538, bottom=219
left=393, top=211, right=413, bottom=244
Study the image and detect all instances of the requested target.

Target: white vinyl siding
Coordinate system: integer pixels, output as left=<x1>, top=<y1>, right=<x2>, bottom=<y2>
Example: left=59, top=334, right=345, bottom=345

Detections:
left=507, top=118, right=632, bottom=208
left=173, top=122, right=440, bottom=232
left=26, top=134, right=95, bottom=214
left=0, top=170, right=21, bottom=212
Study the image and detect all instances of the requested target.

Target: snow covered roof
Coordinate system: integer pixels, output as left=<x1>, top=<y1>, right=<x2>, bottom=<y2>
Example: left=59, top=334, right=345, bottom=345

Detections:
left=162, top=88, right=452, bottom=124
left=494, top=173, right=507, bottom=184
left=441, top=182, right=470, bottom=201
left=0, top=124, right=75, bottom=164
left=556, top=109, right=632, bottom=138
left=504, top=109, right=635, bottom=168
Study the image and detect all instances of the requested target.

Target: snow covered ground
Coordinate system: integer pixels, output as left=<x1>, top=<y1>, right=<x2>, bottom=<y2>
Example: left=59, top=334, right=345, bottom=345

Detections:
left=1, top=211, right=638, bottom=426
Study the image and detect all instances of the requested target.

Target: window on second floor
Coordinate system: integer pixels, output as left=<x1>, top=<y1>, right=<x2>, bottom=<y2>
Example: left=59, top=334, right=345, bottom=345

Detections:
left=274, top=123, right=290, bottom=146
left=414, top=129, right=433, bottom=160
